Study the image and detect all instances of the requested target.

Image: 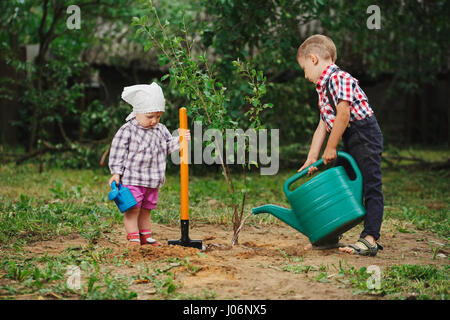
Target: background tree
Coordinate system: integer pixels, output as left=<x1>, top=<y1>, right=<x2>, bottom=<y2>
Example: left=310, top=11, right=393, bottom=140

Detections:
left=0, top=0, right=144, bottom=168
left=200, top=0, right=450, bottom=145
left=1, top=0, right=448, bottom=168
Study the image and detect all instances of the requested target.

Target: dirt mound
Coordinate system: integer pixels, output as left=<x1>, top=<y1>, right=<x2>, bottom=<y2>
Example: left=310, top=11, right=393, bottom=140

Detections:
left=126, top=244, right=201, bottom=262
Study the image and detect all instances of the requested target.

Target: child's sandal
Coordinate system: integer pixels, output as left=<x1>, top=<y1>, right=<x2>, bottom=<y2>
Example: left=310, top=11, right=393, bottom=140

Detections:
left=127, top=233, right=141, bottom=246
left=347, top=238, right=383, bottom=257
left=140, top=232, right=161, bottom=247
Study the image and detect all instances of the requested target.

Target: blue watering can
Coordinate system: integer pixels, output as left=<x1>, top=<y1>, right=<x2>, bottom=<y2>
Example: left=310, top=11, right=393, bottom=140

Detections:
left=108, top=182, right=137, bottom=213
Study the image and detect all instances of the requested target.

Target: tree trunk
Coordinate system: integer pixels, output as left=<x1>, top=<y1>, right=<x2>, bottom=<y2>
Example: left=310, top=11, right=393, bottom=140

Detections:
left=0, top=33, right=22, bottom=146
left=28, top=74, right=41, bottom=153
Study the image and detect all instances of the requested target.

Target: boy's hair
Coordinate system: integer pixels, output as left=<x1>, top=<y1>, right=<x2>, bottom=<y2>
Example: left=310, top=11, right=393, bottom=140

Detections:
left=297, top=34, right=337, bottom=63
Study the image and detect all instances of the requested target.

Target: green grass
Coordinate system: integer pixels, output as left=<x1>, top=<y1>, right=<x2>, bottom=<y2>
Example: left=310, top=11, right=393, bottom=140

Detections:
left=0, top=193, right=120, bottom=248
left=0, top=148, right=448, bottom=300
left=340, top=262, right=450, bottom=299
left=383, top=264, right=449, bottom=299
left=280, top=259, right=449, bottom=300
left=0, top=255, right=139, bottom=300
left=382, top=168, right=449, bottom=238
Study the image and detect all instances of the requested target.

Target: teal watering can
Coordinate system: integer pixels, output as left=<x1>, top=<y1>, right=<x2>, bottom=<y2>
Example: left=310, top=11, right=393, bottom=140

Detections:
left=252, top=152, right=366, bottom=245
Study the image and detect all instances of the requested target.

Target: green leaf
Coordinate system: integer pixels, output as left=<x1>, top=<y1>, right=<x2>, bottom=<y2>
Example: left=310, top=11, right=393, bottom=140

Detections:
left=143, top=43, right=152, bottom=52
left=158, top=54, right=170, bottom=66
left=140, top=15, right=148, bottom=25
left=257, top=70, right=263, bottom=82
left=131, top=17, right=140, bottom=26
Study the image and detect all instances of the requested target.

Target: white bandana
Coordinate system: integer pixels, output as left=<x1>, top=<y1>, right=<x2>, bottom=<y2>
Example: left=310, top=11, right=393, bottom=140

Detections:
left=121, top=83, right=165, bottom=121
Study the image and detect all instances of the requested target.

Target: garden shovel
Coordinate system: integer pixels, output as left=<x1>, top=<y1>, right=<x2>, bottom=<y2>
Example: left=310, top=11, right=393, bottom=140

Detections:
left=168, top=107, right=202, bottom=249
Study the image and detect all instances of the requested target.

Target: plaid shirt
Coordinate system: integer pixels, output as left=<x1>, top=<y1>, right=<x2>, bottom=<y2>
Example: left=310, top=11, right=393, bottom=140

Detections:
left=316, top=64, right=373, bottom=132
left=108, top=119, right=180, bottom=188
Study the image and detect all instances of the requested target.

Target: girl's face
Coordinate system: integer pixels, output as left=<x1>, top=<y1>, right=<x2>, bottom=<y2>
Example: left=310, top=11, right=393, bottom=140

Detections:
left=135, top=112, right=163, bottom=129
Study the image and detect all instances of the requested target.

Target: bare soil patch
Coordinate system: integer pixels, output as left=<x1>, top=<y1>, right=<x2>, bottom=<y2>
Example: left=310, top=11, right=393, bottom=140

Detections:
left=19, top=219, right=448, bottom=300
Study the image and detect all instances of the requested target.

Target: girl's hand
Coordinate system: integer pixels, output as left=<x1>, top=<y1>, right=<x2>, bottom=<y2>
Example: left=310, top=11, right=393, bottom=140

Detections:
left=108, top=174, right=120, bottom=187
left=298, top=158, right=318, bottom=176
left=178, top=129, right=191, bottom=141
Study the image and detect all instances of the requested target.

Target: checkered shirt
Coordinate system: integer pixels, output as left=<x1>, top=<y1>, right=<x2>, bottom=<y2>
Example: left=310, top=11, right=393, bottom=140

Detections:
left=316, top=64, right=373, bottom=132
left=108, top=119, right=180, bottom=188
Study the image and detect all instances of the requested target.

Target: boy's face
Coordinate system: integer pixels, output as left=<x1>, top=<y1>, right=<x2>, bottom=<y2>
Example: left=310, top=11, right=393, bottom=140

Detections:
left=135, top=112, right=163, bottom=129
left=298, top=54, right=323, bottom=84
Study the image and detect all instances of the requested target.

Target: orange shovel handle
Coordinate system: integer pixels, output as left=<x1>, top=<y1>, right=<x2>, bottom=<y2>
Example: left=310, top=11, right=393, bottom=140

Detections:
left=179, top=107, right=189, bottom=220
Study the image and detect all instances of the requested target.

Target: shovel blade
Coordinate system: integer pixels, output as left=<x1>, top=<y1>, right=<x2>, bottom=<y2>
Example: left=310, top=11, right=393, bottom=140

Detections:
left=169, top=219, right=203, bottom=249
left=168, top=238, right=203, bottom=249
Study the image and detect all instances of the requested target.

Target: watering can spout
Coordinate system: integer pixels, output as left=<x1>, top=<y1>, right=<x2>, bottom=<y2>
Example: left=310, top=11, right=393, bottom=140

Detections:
left=252, top=204, right=305, bottom=235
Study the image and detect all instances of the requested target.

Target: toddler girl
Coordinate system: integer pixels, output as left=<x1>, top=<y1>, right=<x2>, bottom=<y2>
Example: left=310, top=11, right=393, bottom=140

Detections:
left=108, top=83, right=190, bottom=247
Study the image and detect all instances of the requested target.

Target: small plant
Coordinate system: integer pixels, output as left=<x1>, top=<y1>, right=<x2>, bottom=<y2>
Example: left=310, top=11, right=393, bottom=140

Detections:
left=179, top=257, right=202, bottom=275
left=332, top=260, right=378, bottom=295
left=30, top=262, right=65, bottom=289
left=7, top=261, right=33, bottom=282
left=153, top=271, right=178, bottom=297
left=2, top=260, right=69, bottom=296
left=427, top=241, right=446, bottom=260
left=48, top=180, right=67, bottom=199
left=82, top=272, right=137, bottom=300
left=278, top=249, right=289, bottom=260
left=315, top=272, right=331, bottom=283
left=282, top=264, right=316, bottom=274
left=80, top=226, right=102, bottom=244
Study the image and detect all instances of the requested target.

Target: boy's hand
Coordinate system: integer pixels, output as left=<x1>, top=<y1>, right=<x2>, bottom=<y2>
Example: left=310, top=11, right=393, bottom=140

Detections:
left=108, top=174, right=120, bottom=187
left=322, top=147, right=337, bottom=165
left=178, top=129, right=191, bottom=141
left=298, top=158, right=318, bottom=176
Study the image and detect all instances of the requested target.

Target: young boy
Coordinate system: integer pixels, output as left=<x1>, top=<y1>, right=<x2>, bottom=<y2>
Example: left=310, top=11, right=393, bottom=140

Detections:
left=297, top=35, right=384, bottom=256
left=108, top=83, right=190, bottom=247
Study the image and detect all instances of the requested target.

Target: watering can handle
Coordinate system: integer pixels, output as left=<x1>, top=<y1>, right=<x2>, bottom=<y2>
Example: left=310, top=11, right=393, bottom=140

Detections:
left=283, top=151, right=362, bottom=198
left=110, top=181, right=121, bottom=190
left=108, top=181, right=121, bottom=201
left=110, top=181, right=124, bottom=194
